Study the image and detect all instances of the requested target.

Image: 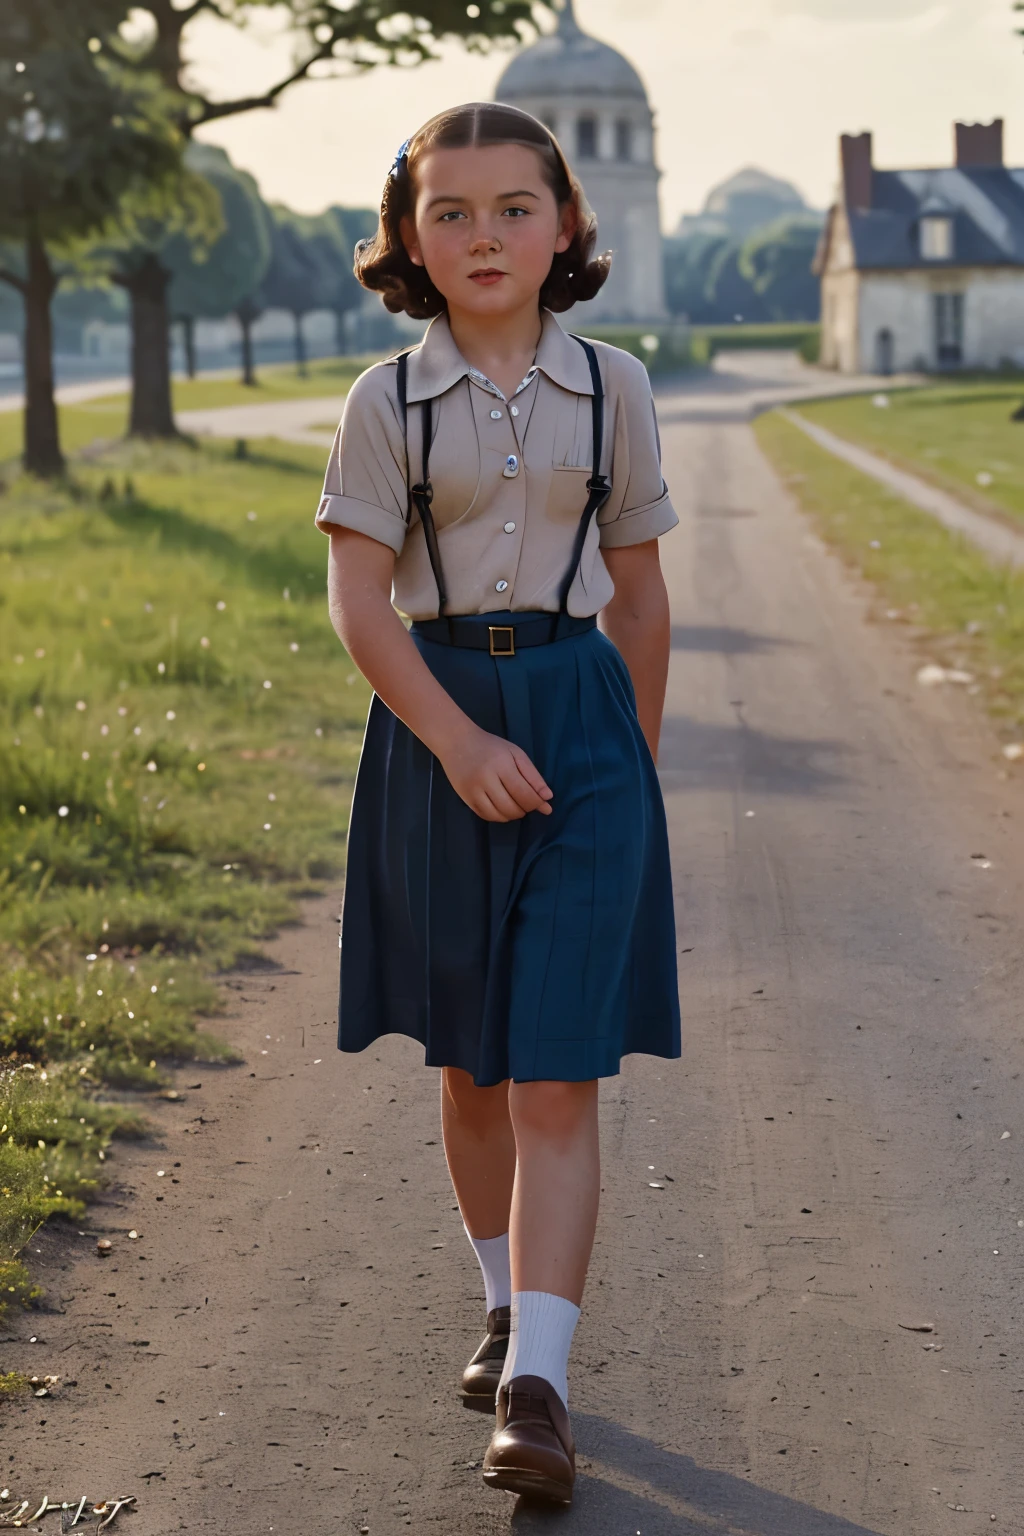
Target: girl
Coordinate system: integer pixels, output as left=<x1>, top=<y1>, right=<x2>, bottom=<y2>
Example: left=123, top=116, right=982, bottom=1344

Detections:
left=316, top=100, right=680, bottom=1507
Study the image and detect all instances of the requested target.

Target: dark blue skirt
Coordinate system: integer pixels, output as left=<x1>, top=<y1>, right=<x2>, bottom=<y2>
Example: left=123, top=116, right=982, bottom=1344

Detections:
left=336, top=611, right=681, bottom=1087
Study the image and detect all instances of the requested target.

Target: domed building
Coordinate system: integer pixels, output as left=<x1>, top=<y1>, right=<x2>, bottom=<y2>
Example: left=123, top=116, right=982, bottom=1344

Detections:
left=494, top=0, right=667, bottom=323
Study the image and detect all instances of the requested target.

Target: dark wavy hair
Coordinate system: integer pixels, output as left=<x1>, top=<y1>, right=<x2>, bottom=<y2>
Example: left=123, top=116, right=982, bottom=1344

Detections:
left=353, top=101, right=611, bottom=318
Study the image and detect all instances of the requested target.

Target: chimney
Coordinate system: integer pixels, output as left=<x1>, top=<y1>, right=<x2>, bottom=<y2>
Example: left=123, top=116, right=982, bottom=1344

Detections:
left=840, top=132, right=873, bottom=210
left=955, top=119, right=1004, bottom=168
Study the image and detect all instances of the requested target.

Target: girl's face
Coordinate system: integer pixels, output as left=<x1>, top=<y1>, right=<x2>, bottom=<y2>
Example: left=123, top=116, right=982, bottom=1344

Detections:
left=400, top=142, right=576, bottom=316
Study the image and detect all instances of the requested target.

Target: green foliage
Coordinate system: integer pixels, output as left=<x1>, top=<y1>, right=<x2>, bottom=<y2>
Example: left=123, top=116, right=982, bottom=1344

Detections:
left=0, top=7, right=184, bottom=250
left=690, top=322, right=821, bottom=362
left=662, top=233, right=730, bottom=322
left=163, top=3, right=555, bottom=126
left=259, top=205, right=346, bottom=319
left=739, top=214, right=821, bottom=322
left=166, top=144, right=271, bottom=322
left=585, top=325, right=695, bottom=376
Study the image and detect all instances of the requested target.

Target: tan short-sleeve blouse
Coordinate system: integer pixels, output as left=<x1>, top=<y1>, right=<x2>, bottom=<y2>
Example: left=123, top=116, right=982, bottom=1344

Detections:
left=314, top=308, right=678, bottom=620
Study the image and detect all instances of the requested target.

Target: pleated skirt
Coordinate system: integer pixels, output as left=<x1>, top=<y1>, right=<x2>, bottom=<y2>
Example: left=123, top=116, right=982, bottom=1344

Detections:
left=336, top=611, right=681, bottom=1087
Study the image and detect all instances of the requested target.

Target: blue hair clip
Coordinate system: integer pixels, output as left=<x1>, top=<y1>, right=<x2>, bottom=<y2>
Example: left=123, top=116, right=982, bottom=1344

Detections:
left=390, top=138, right=411, bottom=179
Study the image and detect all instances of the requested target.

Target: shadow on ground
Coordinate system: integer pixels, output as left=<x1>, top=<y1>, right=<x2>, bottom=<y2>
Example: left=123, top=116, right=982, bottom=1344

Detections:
left=670, top=625, right=797, bottom=656
left=658, top=714, right=849, bottom=798
left=511, top=1414, right=884, bottom=1535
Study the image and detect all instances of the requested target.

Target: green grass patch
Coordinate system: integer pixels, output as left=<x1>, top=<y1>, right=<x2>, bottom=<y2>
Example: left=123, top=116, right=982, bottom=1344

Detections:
left=0, top=429, right=371, bottom=1318
left=796, top=380, right=1024, bottom=530
left=692, top=322, right=820, bottom=363
left=0, top=354, right=381, bottom=466
left=754, top=410, right=1024, bottom=741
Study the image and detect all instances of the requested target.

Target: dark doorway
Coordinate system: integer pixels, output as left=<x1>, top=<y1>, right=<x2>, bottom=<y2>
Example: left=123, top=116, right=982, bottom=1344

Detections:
left=934, top=292, right=964, bottom=368
left=874, top=328, right=894, bottom=376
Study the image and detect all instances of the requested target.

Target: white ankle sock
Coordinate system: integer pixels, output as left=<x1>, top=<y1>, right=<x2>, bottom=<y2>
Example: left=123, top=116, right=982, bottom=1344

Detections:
left=498, top=1290, right=581, bottom=1410
left=465, top=1228, right=511, bottom=1315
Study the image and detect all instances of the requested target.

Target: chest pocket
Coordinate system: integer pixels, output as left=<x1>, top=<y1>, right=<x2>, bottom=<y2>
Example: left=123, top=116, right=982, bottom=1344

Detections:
left=552, top=392, right=596, bottom=472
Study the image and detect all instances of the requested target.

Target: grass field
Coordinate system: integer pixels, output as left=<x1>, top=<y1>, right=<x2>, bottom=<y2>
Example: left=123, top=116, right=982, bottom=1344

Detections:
left=0, top=355, right=379, bottom=466
left=795, top=380, right=1024, bottom=530
left=0, top=425, right=371, bottom=1343
left=755, top=411, right=1024, bottom=746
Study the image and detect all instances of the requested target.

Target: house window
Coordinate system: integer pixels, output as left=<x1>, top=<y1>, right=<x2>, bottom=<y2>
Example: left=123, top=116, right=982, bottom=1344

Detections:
left=920, top=216, right=954, bottom=261
left=615, top=119, right=633, bottom=162
left=577, top=115, right=597, bottom=159
left=934, top=292, right=964, bottom=367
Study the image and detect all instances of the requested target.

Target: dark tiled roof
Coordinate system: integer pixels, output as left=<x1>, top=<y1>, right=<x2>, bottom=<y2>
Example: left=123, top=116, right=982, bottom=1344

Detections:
left=848, top=167, right=1024, bottom=269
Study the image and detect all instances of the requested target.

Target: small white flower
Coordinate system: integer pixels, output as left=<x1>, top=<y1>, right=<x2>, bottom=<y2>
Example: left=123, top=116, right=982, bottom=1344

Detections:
left=133, top=726, right=142, bottom=735
left=268, top=793, right=276, bottom=802
left=82, top=751, right=90, bottom=761
left=75, top=700, right=87, bottom=711
left=151, top=984, right=158, bottom=994
left=166, top=710, right=175, bottom=721
left=263, top=680, right=272, bottom=690
left=100, top=724, right=109, bottom=735
left=200, top=637, right=210, bottom=648
left=58, top=806, right=69, bottom=818
left=146, top=761, right=157, bottom=772
left=315, top=727, right=323, bottom=738
left=118, top=706, right=128, bottom=717
left=247, top=510, right=257, bottom=521
left=35, top=647, right=45, bottom=658
left=216, top=600, right=226, bottom=611
left=157, top=662, right=166, bottom=675
left=263, top=823, right=272, bottom=831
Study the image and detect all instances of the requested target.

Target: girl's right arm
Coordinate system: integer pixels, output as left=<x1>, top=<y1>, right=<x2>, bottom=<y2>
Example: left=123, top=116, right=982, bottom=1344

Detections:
left=327, top=525, right=552, bottom=823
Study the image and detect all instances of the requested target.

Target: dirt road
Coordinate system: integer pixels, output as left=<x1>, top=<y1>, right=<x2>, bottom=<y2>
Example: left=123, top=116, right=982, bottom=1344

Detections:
left=5, top=357, right=1023, bottom=1535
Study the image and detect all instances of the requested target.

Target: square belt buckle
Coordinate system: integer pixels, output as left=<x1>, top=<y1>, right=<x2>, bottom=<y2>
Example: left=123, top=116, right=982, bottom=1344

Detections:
left=488, top=625, right=515, bottom=657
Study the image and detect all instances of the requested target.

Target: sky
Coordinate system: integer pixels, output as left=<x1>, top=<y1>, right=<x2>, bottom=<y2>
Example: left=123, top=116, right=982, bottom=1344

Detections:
left=186, top=0, right=1024, bottom=232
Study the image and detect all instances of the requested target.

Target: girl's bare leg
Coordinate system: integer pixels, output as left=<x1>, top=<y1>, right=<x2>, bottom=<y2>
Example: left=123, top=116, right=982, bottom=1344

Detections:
left=441, top=1066, right=516, bottom=1239
left=507, top=1079, right=600, bottom=1306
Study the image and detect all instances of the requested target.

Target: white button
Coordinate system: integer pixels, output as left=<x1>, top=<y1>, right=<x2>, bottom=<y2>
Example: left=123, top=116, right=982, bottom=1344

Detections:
left=490, top=408, right=502, bottom=419
left=495, top=580, right=508, bottom=593
left=503, top=521, right=516, bottom=534
left=503, top=454, right=519, bottom=478
left=510, top=405, right=520, bottom=417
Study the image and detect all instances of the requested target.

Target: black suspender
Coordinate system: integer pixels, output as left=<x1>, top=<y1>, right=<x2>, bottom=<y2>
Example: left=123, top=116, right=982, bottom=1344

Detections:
left=558, top=335, right=611, bottom=611
left=395, top=333, right=611, bottom=619
left=396, top=350, right=448, bottom=615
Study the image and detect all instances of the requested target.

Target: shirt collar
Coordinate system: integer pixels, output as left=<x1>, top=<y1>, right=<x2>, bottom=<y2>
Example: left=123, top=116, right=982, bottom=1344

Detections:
left=402, top=308, right=595, bottom=403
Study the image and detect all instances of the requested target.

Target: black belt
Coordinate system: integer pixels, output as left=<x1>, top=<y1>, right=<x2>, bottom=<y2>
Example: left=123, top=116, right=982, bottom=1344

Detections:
left=411, top=611, right=596, bottom=657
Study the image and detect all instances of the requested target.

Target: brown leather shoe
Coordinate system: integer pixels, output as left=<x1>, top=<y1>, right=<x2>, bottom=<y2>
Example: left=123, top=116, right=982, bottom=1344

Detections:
left=460, top=1305, right=510, bottom=1413
left=482, top=1374, right=575, bottom=1504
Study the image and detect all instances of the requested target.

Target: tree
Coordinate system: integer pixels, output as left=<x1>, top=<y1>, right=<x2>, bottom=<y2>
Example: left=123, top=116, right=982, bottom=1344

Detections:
left=102, top=0, right=555, bottom=435
left=663, top=233, right=729, bottom=322
left=324, top=206, right=376, bottom=354
left=739, top=215, right=822, bottom=322
left=95, top=165, right=222, bottom=436
left=0, top=4, right=184, bottom=474
left=166, top=143, right=271, bottom=377
left=259, top=208, right=343, bottom=376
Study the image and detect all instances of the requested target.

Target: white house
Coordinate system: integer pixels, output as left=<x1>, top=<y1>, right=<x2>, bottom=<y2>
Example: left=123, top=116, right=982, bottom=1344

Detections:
left=494, top=0, right=668, bottom=324
left=816, top=119, right=1024, bottom=375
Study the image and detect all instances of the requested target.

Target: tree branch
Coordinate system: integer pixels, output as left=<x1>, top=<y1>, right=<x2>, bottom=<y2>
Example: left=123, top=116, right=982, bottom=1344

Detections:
left=189, top=42, right=345, bottom=126
left=0, top=267, right=27, bottom=294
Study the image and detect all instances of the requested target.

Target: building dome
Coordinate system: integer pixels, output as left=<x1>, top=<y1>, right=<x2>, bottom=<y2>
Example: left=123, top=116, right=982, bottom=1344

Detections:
left=495, top=0, right=647, bottom=102
left=494, top=0, right=667, bottom=323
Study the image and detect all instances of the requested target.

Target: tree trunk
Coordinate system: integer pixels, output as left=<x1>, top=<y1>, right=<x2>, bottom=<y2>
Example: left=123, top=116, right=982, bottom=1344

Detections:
left=22, top=235, right=63, bottom=478
left=122, top=254, right=177, bottom=438
left=292, top=310, right=307, bottom=377
left=180, top=315, right=196, bottom=379
left=235, top=298, right=260, bottom=386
